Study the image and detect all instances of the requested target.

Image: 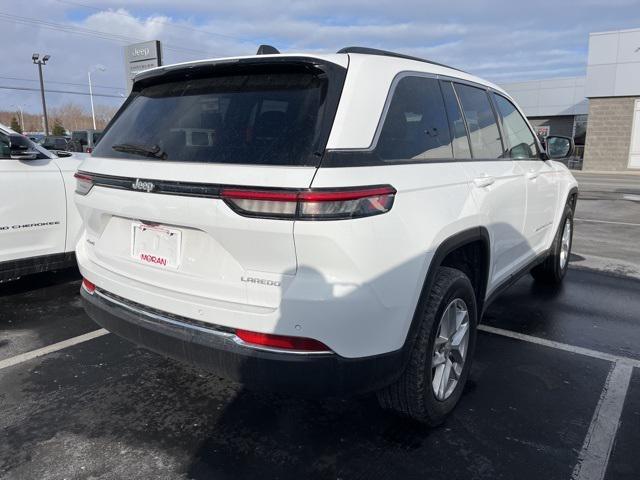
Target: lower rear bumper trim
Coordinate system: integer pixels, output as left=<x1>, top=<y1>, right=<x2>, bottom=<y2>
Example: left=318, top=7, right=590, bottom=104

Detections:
left=81, top=287, right=404, bottom=396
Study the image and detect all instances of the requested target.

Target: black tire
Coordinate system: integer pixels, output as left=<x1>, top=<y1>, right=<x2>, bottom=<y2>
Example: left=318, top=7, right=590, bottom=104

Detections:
left=531, top=204, right=574, bottom=285
left=377, top=267, right=477, bottom=425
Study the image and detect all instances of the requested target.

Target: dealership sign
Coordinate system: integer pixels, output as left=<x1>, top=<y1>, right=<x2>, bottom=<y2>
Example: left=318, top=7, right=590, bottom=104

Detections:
left=124, top=41, right=162, bottom=92
left=536, top=126, right=550, bottom=138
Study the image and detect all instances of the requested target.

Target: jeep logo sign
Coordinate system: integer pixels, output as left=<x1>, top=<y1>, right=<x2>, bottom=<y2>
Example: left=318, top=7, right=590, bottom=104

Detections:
left=124, top=40, right=162, bottom=93
left=131, top=47, right=150, bottom=57
left=131, top=179, right=155, bottom=193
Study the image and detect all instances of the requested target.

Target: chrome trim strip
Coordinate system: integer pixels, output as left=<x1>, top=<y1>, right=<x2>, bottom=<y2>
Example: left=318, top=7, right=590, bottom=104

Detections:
left=92, top=288, right=333, bottom=356
left=94, top=288, right=233, bottom=337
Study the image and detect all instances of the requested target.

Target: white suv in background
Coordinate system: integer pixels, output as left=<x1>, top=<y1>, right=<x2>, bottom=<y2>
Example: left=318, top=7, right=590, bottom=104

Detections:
left=0, top=124, right=84, bottom=281
left=75, top=47, right=578, bottom=424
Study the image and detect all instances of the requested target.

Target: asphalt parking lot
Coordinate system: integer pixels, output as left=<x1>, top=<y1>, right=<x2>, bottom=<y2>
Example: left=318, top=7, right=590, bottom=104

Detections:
left=1, top=172, right=639, bottom=480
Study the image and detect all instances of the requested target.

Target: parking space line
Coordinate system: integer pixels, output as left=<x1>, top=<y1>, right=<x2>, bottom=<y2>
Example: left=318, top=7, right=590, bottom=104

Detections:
left=0, top=329, right=109, bottom=371
left=571, top=362, right=634, bottom=480
left=478, top=325, right=640, bottom=368
left=575, top=218, right=640, bottom=227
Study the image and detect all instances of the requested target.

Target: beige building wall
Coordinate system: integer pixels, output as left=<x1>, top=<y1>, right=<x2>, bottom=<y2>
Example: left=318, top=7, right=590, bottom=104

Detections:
left=583, top=97, right=638, bottom=171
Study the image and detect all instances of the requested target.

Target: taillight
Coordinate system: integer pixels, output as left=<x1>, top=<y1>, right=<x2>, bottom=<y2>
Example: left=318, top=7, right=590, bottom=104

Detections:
left=86, top=147, right=93, bottom=154
left=236, top=329, right=331, bottom=352
left=74, top=172, right=94, bottom=195
left=81, top=278, right=96, bottom=294
left=221, top=185, right=396, bottom=220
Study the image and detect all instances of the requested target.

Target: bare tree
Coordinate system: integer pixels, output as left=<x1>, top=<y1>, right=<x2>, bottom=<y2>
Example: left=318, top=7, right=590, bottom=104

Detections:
left=0, top=102, right=118, bottom=133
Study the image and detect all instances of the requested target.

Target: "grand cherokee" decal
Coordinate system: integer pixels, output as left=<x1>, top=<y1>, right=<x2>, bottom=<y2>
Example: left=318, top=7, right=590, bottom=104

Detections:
left=0, top=221, right=60, bottom=231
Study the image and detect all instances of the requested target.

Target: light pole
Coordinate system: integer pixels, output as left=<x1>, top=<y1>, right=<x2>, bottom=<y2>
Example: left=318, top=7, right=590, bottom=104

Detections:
left=10, top=104, right=24, bottom=132
left=88, top=64, right=106, bottom=130
left=32, top=53, right=50, bottom=135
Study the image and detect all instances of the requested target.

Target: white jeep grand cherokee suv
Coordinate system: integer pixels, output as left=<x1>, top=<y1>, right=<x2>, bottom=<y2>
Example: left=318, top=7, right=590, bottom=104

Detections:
left=76, top=47, right=578, bottom=424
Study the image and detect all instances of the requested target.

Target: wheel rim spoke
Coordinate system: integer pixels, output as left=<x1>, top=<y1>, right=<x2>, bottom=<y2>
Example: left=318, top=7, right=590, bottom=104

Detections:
left=560, top=218, right=571, bottom=269
left=438, top=360, right=452, bottom=399
left=432, top=364, right=445, bottom=397
left=448, top=304, right=458, bottom=337
left=450, top=321, right=469, bottom=349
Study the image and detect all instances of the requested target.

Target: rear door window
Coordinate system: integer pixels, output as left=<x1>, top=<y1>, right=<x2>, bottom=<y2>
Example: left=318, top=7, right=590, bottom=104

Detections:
left=454, top=83, right=505, bottom=159
left=376, top=76, right=453, bottom=161
left=493, top=93, right=539, bottom=159
left=92, top=65, right=338, bottom=166
left=440, top=81, right=472, bottom=159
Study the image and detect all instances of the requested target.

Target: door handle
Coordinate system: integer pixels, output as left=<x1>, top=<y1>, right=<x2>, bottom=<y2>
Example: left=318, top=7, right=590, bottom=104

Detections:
left=473, top=175, right=495, bottom=188
left=526, top=170, right=539, bottom=180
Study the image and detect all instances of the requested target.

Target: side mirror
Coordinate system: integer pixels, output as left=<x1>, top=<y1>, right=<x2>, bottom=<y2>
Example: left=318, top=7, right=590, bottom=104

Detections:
left=10, top=151, right=38, bottom=160
left=545, top=136, right=574, bottom=159
left=9, top=140, right=37, bottom=160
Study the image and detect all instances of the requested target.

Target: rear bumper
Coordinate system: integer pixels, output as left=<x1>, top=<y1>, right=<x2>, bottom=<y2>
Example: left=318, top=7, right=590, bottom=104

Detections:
left=81, top=287, right=404, bottom=396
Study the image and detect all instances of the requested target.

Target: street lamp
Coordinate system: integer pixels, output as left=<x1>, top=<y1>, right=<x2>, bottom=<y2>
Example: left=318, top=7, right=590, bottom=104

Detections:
left=32, top=53, right=50, bottom=135
left=88, top=64, right=106, bottom=130
left=10, top=104, right=24, bottom=132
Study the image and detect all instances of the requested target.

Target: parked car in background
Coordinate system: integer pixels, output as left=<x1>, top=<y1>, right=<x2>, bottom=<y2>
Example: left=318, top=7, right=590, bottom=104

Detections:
left=39, top=135, right=70, bottom=151
left=27, top=133, right=45, bottom=143
left=0, top=123, right=85, bottom=281
left=68, top=129, right=102, bottom=153
left=75, top=47, right=578, bottom=424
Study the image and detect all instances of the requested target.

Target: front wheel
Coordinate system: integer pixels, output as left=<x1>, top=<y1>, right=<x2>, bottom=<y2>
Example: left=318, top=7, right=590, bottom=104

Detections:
left=377, top=267, right=477, bottom=425
left=531, top=204, right=573, bottom=284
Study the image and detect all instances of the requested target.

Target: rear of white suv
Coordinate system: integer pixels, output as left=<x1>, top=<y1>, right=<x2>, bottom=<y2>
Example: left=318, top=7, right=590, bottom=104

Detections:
left=76, top=49, right=577, bottom=424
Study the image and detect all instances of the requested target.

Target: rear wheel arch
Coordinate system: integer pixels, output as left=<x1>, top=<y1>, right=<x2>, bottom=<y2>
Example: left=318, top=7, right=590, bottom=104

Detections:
left=401, top=227, right=490, bottom=356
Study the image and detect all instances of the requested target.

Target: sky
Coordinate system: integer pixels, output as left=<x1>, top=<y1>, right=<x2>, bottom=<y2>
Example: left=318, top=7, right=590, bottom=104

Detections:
left=1, top=0, right=640, bottom=115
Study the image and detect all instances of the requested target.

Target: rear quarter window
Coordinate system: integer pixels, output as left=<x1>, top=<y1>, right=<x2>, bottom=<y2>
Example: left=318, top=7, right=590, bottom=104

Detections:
left=376, top=76, right=453, bottom=162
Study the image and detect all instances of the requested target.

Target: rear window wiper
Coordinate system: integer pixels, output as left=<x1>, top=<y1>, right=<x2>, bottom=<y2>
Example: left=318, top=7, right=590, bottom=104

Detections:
left=112, top=143, right=167, bottom=160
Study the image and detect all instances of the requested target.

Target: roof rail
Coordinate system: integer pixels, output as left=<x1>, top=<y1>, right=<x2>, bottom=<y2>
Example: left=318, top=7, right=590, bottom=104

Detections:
left=336, top=46, right=462, bottom=72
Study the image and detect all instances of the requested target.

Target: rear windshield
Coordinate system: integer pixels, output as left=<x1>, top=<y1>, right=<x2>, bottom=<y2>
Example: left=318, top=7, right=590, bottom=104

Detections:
left=72, top=131, right=88, bottom=143
left=93, top=65, right=336, bottom=166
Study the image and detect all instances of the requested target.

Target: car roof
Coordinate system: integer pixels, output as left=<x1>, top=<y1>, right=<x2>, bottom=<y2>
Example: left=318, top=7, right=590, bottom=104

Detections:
left=132, top=49, right=507, bottom=97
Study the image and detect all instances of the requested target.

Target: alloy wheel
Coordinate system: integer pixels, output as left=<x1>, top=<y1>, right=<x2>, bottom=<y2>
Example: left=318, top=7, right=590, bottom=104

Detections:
left=431, top=298, right=470, bottom=401
left=559, top=218, right=572, bottom=270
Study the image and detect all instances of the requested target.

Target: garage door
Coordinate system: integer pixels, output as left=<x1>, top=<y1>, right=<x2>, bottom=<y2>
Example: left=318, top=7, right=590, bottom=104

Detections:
left=629, top=99, right=640, bottom=169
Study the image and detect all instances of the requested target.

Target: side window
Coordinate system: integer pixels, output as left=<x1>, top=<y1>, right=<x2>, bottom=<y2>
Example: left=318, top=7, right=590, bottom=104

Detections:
left=376, top=76, right=453, bottom=161
left=493, top=94, right=539, bottom=159
left=0, top=133, right=10, bottom=158
left=440, top=81, right=472, bottom=159
left=454, top=83, right=504, bottom=159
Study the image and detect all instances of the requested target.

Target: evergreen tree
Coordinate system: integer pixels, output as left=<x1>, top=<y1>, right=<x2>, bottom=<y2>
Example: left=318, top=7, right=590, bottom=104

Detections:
left=52, top=118, right=66, bottom=136
left=10, top=116, right=22, bottom=134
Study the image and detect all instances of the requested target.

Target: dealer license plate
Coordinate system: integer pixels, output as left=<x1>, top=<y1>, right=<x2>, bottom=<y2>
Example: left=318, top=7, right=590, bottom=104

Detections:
left=131, top=222, right=181, bottom=269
